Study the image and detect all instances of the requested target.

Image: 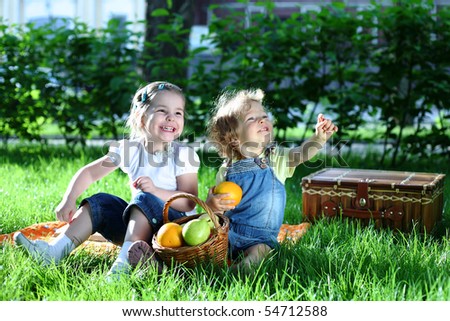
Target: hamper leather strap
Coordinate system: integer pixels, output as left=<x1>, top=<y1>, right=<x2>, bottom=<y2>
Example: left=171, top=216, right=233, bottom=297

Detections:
left=354, top=180, right=370, bottom=209
left=342, top=206, right=404, bottom=222
left=322, top=200, right=404, bottom=222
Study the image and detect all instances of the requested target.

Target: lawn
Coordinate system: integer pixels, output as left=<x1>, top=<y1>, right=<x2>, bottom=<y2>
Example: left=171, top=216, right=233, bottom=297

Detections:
left=0, top=143, right=449, bottom=301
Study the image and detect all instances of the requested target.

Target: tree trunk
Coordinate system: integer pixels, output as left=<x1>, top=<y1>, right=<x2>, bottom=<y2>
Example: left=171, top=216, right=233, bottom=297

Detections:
left=143, top=0, right=195, bottom=82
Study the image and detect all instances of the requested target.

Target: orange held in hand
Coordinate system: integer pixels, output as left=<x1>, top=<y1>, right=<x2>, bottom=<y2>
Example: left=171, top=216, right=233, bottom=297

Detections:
left=214, top=181, right=243, bottom=206
left=156, top=222, right=184, bottom=248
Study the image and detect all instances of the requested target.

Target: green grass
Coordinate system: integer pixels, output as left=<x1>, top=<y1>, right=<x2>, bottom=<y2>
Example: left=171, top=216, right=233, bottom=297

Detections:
left=1, top=144, right=449, bottom=301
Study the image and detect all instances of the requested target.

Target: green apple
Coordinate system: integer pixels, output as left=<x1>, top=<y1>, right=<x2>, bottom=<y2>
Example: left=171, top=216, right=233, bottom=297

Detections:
left=182, top=219, right=211, bottom=246
left=199, top=213, right=215, bottom=229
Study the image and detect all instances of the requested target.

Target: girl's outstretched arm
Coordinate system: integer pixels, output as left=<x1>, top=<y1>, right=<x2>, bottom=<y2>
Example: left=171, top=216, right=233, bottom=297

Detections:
left=55, top=155, right=118, bottom=222
left=288, top=114, right=338, bottom=167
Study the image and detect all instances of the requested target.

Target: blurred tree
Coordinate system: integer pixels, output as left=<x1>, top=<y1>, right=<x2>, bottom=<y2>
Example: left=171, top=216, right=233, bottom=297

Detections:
left=143, top=0, right=195, bottom=81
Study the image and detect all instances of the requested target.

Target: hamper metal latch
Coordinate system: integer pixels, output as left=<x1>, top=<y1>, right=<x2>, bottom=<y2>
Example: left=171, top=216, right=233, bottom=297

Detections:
left=359, top=198, right=367, bottom=207
left=355, top=180, right=370, bottom=209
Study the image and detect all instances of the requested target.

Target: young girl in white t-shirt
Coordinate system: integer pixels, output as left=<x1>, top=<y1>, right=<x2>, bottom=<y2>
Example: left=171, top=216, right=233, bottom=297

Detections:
left=14, top=81, right=200, bottom=277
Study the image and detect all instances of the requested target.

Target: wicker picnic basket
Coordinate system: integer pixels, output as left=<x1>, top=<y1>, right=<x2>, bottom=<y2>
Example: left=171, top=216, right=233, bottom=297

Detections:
left=152, top=192, right=230, bottom=268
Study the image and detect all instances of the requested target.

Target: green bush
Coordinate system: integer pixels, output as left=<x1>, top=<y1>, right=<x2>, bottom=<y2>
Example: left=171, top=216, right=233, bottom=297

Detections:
left=0, top=18, right=142, bottom=148
left=0, top=1, right=449, bottom=164
left=0, top=22, right=54, bottom=143
left=190, top=0, right=449, bottom=165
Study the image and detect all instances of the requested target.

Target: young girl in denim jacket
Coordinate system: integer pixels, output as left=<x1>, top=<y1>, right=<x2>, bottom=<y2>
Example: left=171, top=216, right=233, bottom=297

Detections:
left=205, top=88, right=338, bottom=271
left=15, top=81, right=200, bottom=277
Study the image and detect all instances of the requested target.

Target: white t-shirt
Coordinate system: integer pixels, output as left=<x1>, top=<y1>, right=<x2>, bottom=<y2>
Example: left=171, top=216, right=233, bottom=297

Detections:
left=108, top=139, right=200, bottom=214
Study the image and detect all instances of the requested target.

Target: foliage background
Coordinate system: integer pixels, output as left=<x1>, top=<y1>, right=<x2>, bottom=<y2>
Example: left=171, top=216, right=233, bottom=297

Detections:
left=0, top=0, right=449, bottom=166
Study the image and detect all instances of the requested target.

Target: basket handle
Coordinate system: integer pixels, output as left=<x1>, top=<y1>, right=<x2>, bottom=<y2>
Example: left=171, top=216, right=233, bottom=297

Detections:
left=162, top=192, right=221, bottom=229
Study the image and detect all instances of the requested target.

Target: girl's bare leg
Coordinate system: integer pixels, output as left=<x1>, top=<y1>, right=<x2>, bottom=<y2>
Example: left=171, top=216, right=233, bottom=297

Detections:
left=231, top=243, right=272, bottom=272
left=14, top=204, right=94, bottom=265
left=126, top=207, right=167, bottom=273
left=123, top=207, right=153, bottom=243
left=64, top=204, right=94, bottom=246
left=107, top=207, right=152, bottom=276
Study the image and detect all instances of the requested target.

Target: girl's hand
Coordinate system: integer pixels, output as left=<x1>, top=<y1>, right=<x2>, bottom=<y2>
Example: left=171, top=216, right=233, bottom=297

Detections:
left=55, top=198, right=77, bottom=223
left=132, top=176, right=156, bottom=193
left=315, top=113, right=338, bottom=141
left=205, top=187, right=236, bottom=213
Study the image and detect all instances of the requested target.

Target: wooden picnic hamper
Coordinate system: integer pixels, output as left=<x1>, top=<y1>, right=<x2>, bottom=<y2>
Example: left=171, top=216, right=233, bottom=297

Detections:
left=302, top=168, right=446, bottom=233
left=152, top=193, right=230, bottom=268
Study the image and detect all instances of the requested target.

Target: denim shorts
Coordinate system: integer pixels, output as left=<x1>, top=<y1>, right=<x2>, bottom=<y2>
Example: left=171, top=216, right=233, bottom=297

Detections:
left=80, top=191, right=185, bottom=245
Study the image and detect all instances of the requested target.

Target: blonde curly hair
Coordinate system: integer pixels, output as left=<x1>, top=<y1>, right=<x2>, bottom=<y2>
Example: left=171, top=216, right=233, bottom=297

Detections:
left=207, top=88, right=267, bottom=160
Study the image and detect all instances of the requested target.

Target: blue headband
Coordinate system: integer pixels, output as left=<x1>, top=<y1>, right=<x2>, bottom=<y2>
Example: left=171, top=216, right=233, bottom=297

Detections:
left=141, top=91, right=148, bottom=103
left=141, top=83, right=180, bottom=105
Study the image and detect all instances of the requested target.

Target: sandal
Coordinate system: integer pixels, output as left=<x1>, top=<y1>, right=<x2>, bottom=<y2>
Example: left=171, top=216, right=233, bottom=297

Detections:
left=127, top=240, right=165, bottom=274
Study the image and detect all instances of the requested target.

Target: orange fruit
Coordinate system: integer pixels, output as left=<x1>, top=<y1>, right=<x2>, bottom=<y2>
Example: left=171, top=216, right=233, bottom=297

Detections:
left=214, top=181, right=243, bottom=206
left=156, top=222, right=184, bottom=248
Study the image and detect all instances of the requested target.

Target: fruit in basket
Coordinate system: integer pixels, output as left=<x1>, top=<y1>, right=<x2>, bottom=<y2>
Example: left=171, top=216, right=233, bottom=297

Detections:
left=182, top=219, right=210, bottom=246
left=199, top=213, right=215, bottom=230
left=214, top=181, right=243, bottom=206
left=156, top=222, right=184, bottom=248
